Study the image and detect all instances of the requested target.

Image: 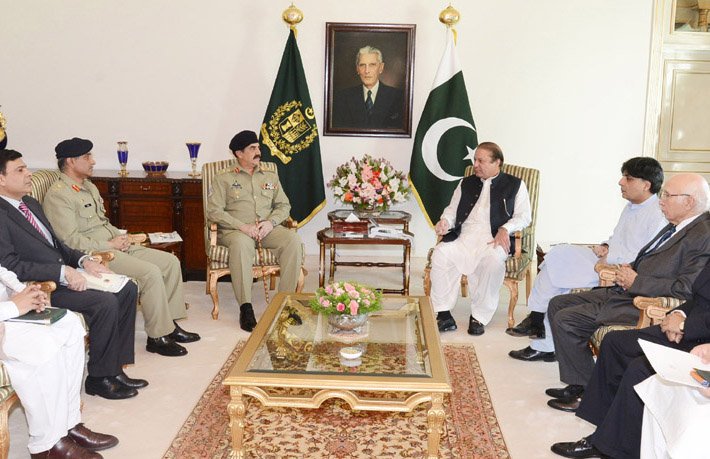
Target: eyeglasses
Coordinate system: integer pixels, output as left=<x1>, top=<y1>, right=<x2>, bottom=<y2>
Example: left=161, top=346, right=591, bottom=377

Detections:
left=659, top=190, right=691, bottom=200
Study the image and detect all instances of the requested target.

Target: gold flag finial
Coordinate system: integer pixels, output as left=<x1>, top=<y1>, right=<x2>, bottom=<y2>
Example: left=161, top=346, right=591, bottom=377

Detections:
left=283, top=3, right=303, bottom=35
left=439, top=4, right=460, bottom=44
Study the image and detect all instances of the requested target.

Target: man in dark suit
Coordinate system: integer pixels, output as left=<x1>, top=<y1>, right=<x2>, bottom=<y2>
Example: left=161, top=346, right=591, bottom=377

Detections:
left=545, top=173, right=710, bottom=412
left=332, top=45, right=404, bottom=129
left=550, top=261, right=710, bottom=458
left=0, top=149, right=147, bottom=400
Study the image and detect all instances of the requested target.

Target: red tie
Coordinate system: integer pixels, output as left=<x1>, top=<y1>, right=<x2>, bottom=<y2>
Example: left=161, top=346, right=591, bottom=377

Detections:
left=18, top=201, right=47, bottom=238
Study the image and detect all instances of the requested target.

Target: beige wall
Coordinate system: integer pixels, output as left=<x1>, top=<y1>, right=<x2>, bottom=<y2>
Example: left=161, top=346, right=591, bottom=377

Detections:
left=1, top=0, right=655, bottom=256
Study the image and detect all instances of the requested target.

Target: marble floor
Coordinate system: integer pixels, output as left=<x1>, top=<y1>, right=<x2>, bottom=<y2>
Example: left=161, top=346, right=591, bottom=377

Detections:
left=8, top=255, right=592, bottom=458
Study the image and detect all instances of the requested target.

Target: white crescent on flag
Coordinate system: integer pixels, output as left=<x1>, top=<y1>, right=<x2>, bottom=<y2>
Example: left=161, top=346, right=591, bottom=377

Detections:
left=421, top=117, right=476, bottom=181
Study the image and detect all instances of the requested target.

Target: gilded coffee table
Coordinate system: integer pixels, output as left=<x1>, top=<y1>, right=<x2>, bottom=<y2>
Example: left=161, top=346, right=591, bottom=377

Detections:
left=223, top=292, right=451, bottom=458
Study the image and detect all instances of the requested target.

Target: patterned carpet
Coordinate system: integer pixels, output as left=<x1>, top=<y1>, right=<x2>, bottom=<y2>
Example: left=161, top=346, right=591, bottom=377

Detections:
left=163, top=343, right=509, bottom=459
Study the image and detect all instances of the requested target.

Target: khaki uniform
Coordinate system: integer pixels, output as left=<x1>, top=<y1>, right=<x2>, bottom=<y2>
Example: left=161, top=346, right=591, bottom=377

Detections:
left=206, top=162, right=302, bottom=305
left=42, top=173, right=186, bottom=338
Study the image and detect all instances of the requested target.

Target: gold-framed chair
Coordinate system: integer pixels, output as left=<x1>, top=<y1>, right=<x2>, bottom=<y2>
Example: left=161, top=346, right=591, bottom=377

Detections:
left=423, top=163, right=540, bottom=328
left=201, top=159, right=306, bottom=320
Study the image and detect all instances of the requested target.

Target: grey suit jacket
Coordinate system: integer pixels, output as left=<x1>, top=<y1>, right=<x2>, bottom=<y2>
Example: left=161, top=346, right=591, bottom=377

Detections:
left=0, top=195, right=85, bottom=282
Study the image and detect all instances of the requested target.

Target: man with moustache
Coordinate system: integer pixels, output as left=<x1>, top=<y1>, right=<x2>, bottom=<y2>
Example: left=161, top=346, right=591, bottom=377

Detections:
left=206, top=130, right=303, bottom=332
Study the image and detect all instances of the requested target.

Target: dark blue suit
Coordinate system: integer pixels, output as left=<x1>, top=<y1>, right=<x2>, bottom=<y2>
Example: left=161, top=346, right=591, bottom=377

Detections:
left=332, top=82, right=404, bottom=129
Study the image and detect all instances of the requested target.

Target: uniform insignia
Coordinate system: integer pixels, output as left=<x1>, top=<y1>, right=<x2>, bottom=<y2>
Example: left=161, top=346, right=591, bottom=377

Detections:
left=262, top=182, right=277, bottom=190
left=71, top=184, right=81, bottom=192
left=260, top=99, right=317, bottom=165
left=84, top=203, right=92, bottom=208
left=231, top=182, right=242, bottom=190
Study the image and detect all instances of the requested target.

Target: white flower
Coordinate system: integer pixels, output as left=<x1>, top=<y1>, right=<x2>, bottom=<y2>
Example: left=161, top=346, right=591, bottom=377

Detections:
left=389, top=177, right=400, bottom=190
left=332, top=186, right=342, bottom=196
left=339, top=176, right=348, bottom=187
left=394, top=191, right=406, bottom=202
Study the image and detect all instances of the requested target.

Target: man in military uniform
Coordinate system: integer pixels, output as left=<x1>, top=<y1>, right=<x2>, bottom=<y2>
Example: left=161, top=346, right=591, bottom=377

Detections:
left=43, top=137, right=200, bottom=357
left=206, top=130, right=303, bottom=332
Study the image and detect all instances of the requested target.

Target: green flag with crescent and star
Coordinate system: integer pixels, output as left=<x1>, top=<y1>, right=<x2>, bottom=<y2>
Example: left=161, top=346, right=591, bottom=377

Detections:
left=259, top=29, right=325, bottom=227
left=409, top=29, right=478, bottom=227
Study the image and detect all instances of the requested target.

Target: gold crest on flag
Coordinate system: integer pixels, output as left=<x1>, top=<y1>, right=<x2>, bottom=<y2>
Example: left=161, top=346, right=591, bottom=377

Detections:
left=261, top=100, right=317, bottom=164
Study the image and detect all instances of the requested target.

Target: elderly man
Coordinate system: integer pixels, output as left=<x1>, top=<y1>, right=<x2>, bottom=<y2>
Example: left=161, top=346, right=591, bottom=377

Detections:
left=551, top=260, right=710, bottom=459
left=509, top=157, right=666, bottom=361
left=430, top=142, right=532, bottom=336
left=42, top=137, right=200, bottom=357
left=332, top=45, right=404, bottom=129
left=545, top=173, right=710, bottom=413
left=206, top=130, right=303, bottom=332
left=1, top=264, right=118, bottom=458
left=0, top=149, right=145, bottom=400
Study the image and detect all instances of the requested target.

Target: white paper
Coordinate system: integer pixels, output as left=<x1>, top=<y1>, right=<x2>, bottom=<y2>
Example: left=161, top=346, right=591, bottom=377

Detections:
left=639, top=339, right=710, bottom=388
left=148, top=231, right=183, bottom=244
left=344, top=213, right=361, bottom=223
left=77, top=269, right=130, bottom=293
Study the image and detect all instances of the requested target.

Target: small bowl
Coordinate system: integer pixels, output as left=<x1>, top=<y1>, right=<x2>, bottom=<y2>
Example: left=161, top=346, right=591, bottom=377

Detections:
left=142, top=161, right=169, bottom=175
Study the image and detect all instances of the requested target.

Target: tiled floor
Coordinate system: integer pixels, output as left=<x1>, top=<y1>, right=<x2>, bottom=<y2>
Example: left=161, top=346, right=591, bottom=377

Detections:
left=8, top=255, right=592, bottom=458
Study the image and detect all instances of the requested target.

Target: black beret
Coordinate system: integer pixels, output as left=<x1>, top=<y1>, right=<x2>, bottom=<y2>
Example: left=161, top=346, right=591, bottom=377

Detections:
left=229, top=130, right=258, bottom=152
left=55, top=137, right=93, bottom=159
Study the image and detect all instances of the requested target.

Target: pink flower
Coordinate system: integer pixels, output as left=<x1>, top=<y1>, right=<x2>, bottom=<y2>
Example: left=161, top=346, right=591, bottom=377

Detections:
left=361, top=164, right=373, bottom=182
left=336, top=303, right=346, bottom=312
left=321, top=299, right=331, bottom=308
left=325, top=286, right=333, bottom=295
left=343, top=282, right=355, bottom=292
left=349, top=300, right=359, bottom=315
left=363, top=299, right=370, bottom=306
left=348, top=290, right=360, bottom=299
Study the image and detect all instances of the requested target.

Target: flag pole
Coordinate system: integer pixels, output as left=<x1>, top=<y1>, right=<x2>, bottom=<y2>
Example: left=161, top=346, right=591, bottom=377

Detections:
left=439, top=4, right=460, bottom=44
left=282, top=3, right=303, bottom=36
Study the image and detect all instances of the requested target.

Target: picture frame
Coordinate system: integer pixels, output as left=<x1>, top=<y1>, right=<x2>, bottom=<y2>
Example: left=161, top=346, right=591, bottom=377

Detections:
left=324, top=22, right=416, bottom=138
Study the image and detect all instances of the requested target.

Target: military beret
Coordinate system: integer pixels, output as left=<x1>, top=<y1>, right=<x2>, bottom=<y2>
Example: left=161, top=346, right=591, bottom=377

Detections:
left=229, top=130, right=258, bottom=152
left=55, top=137, right=93, bottom=159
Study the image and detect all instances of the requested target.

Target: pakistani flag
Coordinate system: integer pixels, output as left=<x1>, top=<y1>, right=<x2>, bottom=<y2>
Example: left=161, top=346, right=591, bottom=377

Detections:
left=259, top=29, right=325, bottom=227
left=409, top=29, right=478, bottom=227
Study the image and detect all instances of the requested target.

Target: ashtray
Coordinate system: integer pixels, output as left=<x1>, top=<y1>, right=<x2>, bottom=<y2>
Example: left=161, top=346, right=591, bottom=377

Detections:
left=339, top=357, right=362, bottom=368
left=339, top=346, right=363, bottom=360
left=142, top=161, right=169, bottom=176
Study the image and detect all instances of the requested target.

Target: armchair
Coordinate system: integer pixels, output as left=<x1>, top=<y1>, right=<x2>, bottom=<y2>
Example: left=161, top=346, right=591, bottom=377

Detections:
left=201, top=159, right=306, bottom=320
left=423, top=163, right=540, bottom=328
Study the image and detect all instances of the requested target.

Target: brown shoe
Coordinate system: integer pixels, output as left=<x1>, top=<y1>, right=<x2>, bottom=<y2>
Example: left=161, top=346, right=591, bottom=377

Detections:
left=68, top=423, right=119, bottom=451
left=30, top=436, right=102, bottom=458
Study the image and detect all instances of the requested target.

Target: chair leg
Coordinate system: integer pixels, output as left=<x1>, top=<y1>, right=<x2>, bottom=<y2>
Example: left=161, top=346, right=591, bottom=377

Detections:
left=0, top=392, right=18, bottom=459
left=504, top=278, right=519, bottom=329
left=423, top=267, right=431, bottom=296
left=295, top=267, right=306, bottom=292
left=208, top=273, right=220, bottom=320
left=525, top=266, right=532, bottom=304
left=461, top=275, right=469, bottom=298
left=269, top=274, right=277, bottom=290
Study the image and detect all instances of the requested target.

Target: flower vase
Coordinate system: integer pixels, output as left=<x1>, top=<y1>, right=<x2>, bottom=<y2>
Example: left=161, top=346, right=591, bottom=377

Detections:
left=354, top=204, right=385, bottom=219
left=327, top=313, right=369, bottom=335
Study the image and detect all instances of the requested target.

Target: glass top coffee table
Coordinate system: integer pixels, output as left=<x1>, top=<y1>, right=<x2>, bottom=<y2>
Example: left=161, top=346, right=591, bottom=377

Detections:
left=223, top=292, right=451, bottom=458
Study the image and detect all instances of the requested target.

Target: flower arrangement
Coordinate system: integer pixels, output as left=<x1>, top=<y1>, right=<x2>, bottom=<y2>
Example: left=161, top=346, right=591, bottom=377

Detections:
left=309, top=281, right=383, bottom=316
left=327, top=155, right=410, bottom=213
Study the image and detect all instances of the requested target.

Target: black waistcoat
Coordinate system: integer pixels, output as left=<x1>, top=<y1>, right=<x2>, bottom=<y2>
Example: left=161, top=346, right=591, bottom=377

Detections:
left=441, top=172, right=522, bottom=253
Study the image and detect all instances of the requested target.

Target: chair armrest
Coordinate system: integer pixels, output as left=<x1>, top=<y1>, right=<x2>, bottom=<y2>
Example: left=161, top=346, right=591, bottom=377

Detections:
left=209, top=222, right=219, bottom=248
left=128, top=233, right=148, bottom=245
left=633, top=296, right=683, bottom=327
left=283, top=218, right=298, bottom=229
left=512, top=230, right=522, bottom=258
left=595, top=263, right=620, bottom=287
left=26, top=280, right=57, bottom=294
left=89, top=251, right=115, bottom=265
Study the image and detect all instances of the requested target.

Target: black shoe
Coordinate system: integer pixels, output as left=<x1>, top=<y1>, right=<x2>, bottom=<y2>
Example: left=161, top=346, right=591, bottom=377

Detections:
left=548, top=396, right=582, bottom=413
left=467, top=316, right=484, bottom=336
left=169, top=321, right=201, bottom=343
left=114, top=371, right=148, bottom=389
left=509, top=346, right=556, bottom=362
left=85, top=376, right=138, bottom=400
left=437, top=316, right=457, bottom=332
left=505, top=314, right=545, bottom=338
left=146, top=336, right=188, bottom=357
left=546, top=384, right=585, bottom=399
left=551, top=436, right=603, bottom=458
left=240, top=303, right=257, bottom=332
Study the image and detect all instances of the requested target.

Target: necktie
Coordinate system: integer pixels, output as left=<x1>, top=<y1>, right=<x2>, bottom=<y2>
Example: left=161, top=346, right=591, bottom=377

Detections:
left=365, top=90, right=373, bottom=115
left=18, top=201, right=47, bottom=238
left=632, top=225, right=676, bottom=269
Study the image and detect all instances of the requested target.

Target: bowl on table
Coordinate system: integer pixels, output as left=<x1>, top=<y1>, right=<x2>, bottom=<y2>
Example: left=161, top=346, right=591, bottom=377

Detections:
left=142, top=161, right=169, bottom=176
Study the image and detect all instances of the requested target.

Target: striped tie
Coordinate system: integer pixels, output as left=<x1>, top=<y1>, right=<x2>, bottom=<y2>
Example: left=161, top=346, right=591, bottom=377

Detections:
left=18, top=201, right=47, bottom=238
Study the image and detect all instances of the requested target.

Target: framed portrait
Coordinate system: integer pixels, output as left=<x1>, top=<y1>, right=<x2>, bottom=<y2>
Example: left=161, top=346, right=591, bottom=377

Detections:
left=324, top=22, right=416, bottom=138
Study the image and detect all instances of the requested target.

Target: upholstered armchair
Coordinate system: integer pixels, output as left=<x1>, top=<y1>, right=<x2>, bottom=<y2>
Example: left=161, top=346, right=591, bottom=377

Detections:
left=201, top=159, right=306, bottom=320
left=423, top=163, right=540, bottom=328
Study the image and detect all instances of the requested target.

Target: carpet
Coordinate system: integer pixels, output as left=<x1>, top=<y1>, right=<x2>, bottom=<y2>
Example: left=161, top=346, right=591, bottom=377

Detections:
left=163, top=343, right=509, bottom=458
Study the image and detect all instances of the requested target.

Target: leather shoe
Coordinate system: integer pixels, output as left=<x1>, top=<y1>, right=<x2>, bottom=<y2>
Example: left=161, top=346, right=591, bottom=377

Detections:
left=546, top=384, right=584, bottom=399
left=505, top=314, right=545, bottom=338
left=468, top=316, right=484, bottom=336
left=169, top=321, right=201, bottom=343
left=509, top=346, right=556, bottom=362
left=146, top=336, right=187, bottom=357
left=551, top=436, right=604, bottom=458
left=548, top=396, right=582, bottom=412
left=30, top=436, right=102, bottom=458
left=68, top=423, right=118, bottom=451
left=85, top=376, right=137, bottom=400
left=240, top=303, right=257, bottom=332
left=437, top=316, right=457, bottom=332
left=114, top=371, right=148, bottom=389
